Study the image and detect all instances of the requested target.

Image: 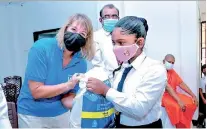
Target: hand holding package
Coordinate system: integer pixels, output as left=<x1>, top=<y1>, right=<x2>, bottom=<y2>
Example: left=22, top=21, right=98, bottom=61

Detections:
left=69, top=68, right=115, bottom=128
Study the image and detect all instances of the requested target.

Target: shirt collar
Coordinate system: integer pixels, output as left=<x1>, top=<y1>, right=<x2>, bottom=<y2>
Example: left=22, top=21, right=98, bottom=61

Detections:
left=57, top=43, right=83, bottom=68
left=100, top=28, right=111, bottom=36
left=68, top=52, right=82, bottom=67
left=131, top=52, right=147, bottom=70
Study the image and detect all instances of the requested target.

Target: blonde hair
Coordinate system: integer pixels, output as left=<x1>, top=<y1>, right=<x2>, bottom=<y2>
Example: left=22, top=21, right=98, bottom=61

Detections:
left=56, top=13, right=95, bottom=60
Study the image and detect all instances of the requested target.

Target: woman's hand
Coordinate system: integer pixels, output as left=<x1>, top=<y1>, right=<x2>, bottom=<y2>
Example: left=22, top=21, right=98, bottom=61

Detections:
left=66, top=73, right=85, bottom=90
left=86, top=77, right=110, bottom=96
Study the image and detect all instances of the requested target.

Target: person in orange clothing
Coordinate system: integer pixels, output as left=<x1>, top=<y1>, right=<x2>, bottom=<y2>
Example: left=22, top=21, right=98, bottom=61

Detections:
left=162, top=54, right=198, bottom=128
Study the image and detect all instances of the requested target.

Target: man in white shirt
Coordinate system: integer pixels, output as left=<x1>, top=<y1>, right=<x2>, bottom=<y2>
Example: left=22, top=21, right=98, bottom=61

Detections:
left=197, top=64, right=206, bottom=128
left=200, top=64, right=206, bottom=104
left=0, top=86, right=12, bottom=129
left=86, top=16, right=166, bottom=128
left=92, top=4, right=120, bottom=76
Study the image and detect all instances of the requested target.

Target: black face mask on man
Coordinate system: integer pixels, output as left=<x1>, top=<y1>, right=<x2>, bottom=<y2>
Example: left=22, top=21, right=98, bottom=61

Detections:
left=64, top=32, right=86, bottom=53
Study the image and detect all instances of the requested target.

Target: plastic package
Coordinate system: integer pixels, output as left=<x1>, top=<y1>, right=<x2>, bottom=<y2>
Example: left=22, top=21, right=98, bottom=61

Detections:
left=69, top=68, right=115, bottom=128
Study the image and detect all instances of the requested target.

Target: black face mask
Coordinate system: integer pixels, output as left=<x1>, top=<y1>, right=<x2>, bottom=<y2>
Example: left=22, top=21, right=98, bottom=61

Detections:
left=64, top=32, right=86, bottom=53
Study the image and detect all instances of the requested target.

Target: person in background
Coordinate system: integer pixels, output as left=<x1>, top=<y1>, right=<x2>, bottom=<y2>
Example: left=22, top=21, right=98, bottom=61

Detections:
left=86, top=16, right=167, bottom=128
left=92, top=4, right=120, bottom=75
left=197, top=64, right=206, bottom=128
left=162, top=54, right=198, bottom=128
left=0, top=86, right=12, bottom=129
left=17, top=13, right=95, bottom=128
left=92, top=4, right=149, bottom=77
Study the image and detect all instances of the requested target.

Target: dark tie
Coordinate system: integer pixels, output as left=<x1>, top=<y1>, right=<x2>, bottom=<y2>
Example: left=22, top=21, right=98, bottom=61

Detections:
left=115, top=66, right=133, bottom=126
left=117, top=66, right=133, bottom=92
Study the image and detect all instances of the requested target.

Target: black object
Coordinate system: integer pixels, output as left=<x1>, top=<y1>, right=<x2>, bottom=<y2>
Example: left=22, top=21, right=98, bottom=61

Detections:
left=7, top=102, right=18, bottom=128
left=4, top=76, right=22, bottom=98
left=64, top=32, right=86, bottom=53
left=1, top=83, right=18, bottom=102
left=33, top=28, right=59, bottom=42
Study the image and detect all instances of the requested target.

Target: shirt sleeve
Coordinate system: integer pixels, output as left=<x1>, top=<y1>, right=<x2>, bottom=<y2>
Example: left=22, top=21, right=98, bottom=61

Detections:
left=173, top=70, right=183, bottom=85
left=200, top=78, right=205, bottom=89
left=25, top=45, right=47, bottom=83
left=91, top=41, right=104, bottom=68
left=106, top=64, right=167, bottom=119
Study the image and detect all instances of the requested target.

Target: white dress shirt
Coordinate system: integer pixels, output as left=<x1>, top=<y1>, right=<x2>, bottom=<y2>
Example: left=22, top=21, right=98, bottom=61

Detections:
left=106, top=52, right=167, bottom=126
left=92, top=28, right=118, bottom=76
left=0, top=86, right=12, bottom=129
left=200, top=76, right=206, bottom=93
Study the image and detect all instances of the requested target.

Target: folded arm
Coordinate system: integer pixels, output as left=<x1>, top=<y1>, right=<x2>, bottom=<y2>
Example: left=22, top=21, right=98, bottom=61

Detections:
left=26, top=45, right=78, bottom=100
left=29, top=81, right=74, bottom=99
left=61, top=93, right=76, bottom=109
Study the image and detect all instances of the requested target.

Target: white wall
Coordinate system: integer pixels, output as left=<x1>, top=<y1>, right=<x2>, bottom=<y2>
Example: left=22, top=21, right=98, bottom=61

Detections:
left=179, top=1, right=200, bottom=119
left=0, top=1, right=98, bottom=82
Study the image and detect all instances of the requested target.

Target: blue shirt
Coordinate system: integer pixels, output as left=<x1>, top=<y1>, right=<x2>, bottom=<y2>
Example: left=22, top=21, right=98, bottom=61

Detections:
left=17, top=38, right=87, bottom=117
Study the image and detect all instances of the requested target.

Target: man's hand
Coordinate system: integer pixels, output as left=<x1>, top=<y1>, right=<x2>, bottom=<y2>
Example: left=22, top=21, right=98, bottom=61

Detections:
left=178, top=100, right=186, bottom=112
left=86, top=77, right=109, bottom=96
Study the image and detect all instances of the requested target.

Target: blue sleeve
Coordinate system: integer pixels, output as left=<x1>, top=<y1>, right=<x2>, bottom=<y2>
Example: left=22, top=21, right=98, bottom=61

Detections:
left=69, top=59, right=88, bottom=94
left=25, top=44, right=47, bottom=83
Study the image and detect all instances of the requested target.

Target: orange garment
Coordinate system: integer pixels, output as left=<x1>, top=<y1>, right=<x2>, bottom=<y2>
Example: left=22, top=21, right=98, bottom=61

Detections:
left=162, top=69, right=197, bottom=128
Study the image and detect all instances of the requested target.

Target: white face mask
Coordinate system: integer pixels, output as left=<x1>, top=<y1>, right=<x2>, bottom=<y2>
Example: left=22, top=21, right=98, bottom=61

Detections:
left=164, top=61, right=174, bottom=70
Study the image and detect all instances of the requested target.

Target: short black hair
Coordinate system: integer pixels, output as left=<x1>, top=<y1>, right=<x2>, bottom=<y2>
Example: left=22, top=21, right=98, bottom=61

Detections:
left=201, top=64, right=206, bottom=71
left=100, top=4, right=119, bottom=17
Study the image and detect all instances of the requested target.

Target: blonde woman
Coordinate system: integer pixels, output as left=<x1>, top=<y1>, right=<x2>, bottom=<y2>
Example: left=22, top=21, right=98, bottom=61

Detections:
left=17, top=13, right=95, bottom=128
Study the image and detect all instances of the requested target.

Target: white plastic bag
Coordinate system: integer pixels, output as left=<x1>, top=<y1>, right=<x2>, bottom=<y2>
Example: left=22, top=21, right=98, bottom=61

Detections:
left=69, top=67, right=115, bottom=128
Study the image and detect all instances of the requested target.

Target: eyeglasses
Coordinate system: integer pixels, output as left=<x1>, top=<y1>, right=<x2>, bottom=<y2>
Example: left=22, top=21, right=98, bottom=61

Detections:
left=102, top=14, right=119, bottom=20
left=66, top=26, right=88, bottom=39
